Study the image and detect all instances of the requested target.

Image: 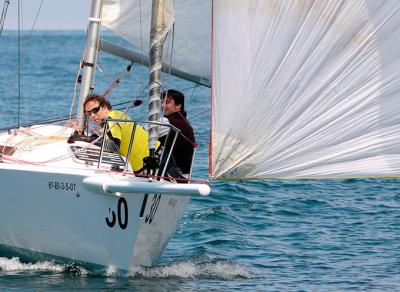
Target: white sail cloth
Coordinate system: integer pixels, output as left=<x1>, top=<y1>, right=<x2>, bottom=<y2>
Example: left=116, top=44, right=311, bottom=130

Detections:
left=212, top=0, right=400, bottom=179
left=102, top=0, right=175, bottom=45
left=102, top=0, right=400, bottom=179
left=101, top=0, right=211, bottom=84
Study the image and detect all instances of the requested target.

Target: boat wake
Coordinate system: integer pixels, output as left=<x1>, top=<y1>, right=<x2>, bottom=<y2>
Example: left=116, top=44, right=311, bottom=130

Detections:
left=129, top=258, right=253, bottom=279
left=0, top=256, right=252, bottom=280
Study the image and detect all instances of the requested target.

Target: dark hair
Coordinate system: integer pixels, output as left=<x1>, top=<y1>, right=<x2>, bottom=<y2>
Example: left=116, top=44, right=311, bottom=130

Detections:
left=161, top=89, right=185, bottom=112
left=83, top=93, right=112, bottom=110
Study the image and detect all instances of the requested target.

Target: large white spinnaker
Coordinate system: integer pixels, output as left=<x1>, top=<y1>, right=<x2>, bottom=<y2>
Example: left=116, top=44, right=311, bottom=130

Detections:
left=211, top=0, right=400, bottom=179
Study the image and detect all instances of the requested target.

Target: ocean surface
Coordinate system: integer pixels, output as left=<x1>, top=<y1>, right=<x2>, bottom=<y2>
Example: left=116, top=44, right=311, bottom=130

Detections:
left=0, top=31, right=400, bottom=291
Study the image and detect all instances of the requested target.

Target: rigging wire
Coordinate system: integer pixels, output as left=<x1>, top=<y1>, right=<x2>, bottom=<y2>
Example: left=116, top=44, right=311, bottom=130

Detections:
left=161, top=29, right=209, bottom=145
left=17, top=0, right=21, bottom=127
left=22, top=0, right=44, bottom=125
left=28, top=0, right=43, bottom=37
left=188, top=108, right=209, bottom=121
left=101, top=62, right=133, bottom=97
left=94, top=18, right=147, bottom=118
left=154, top=22, right=210, bottom=147
left=12, top=0, right=44, bottom=127
left=0, top=0, right=10, bottom=41
left=95, top=29, right=116, bottom=84
left=0, top=3, right=20, bottom=129
left=95, top=38, right=134, bottom=99
left=0, top=0, right=11, bottom=123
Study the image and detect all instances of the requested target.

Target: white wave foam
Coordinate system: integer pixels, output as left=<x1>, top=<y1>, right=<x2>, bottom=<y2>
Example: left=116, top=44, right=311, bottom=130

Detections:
left=129, top=260, right=253, bottom=279
left=0, top=257, right=252, bottom=280
left=201, top=261, right=253, bottom=279
left=105, top=265, right=120, bottom=277
left=0, top=257, right=64, bottom=272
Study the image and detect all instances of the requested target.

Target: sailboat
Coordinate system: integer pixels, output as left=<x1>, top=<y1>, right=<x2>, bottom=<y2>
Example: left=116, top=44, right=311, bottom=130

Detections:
left=0, top=0, right=210, bottom=271
left=1, top=0, right=400, bottom=272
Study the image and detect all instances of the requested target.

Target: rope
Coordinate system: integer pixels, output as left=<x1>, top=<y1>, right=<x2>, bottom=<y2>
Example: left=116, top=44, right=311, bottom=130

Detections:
left=1, top=115, right=210, bottom=184
left=0, top=124, right=208, bottom=183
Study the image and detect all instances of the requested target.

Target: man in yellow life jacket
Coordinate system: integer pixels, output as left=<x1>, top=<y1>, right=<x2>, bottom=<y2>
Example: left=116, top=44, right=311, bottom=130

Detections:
left=83, top=93, right=157, bottom=172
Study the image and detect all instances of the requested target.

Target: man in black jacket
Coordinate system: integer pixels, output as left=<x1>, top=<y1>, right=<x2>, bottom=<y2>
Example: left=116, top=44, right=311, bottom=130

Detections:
left=160, top=89, right=196, bottom=178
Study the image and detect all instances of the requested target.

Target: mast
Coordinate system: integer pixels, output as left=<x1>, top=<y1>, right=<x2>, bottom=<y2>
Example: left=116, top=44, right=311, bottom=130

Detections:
left=148, top=0, right=166, bottom=156
left=76, top=0, right=103, bottom=129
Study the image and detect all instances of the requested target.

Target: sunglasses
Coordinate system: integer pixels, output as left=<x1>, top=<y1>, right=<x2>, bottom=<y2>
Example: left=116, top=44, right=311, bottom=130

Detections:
left=85, top=105, right=101, bottom=116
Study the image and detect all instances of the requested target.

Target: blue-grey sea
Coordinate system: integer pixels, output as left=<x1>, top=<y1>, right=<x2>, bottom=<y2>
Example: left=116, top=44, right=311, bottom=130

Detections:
left=0, top=31, right=399, bottom=291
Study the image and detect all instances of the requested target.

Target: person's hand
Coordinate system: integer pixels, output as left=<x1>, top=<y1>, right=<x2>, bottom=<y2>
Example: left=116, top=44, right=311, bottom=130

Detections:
left=72, top=121, right=83, bottom=134
left=67, top=132, right=92, bottom=144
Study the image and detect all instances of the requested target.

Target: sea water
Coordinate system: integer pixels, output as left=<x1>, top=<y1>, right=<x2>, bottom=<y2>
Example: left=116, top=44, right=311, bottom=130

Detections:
left=0, top=31, right=399, bottom=291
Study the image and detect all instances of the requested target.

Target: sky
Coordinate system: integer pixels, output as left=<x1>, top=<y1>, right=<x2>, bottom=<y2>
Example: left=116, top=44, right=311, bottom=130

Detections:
left=3, top=0, right=90, bottom=30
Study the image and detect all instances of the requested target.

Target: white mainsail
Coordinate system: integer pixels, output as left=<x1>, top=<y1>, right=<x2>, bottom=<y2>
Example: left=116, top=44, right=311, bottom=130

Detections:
left=102, top=0, right=175, bottom=44
left=101, top=0, right=211, bottom=84
left=104, top=0, right=400, bottom=179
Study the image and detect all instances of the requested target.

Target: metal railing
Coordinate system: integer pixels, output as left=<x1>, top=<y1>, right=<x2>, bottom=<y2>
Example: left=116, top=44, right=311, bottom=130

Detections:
left=98, top=118, right=195, bottom=180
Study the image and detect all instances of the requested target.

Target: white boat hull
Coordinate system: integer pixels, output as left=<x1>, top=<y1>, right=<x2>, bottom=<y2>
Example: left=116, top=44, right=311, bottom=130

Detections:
left=0, top=125, right=204, bottom=271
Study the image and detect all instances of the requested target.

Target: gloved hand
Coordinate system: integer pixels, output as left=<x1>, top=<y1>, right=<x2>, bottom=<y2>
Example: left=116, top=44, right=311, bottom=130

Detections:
left=105, top=139, right=120, bottom=153
left=67, top=132, right=94, bottom=144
